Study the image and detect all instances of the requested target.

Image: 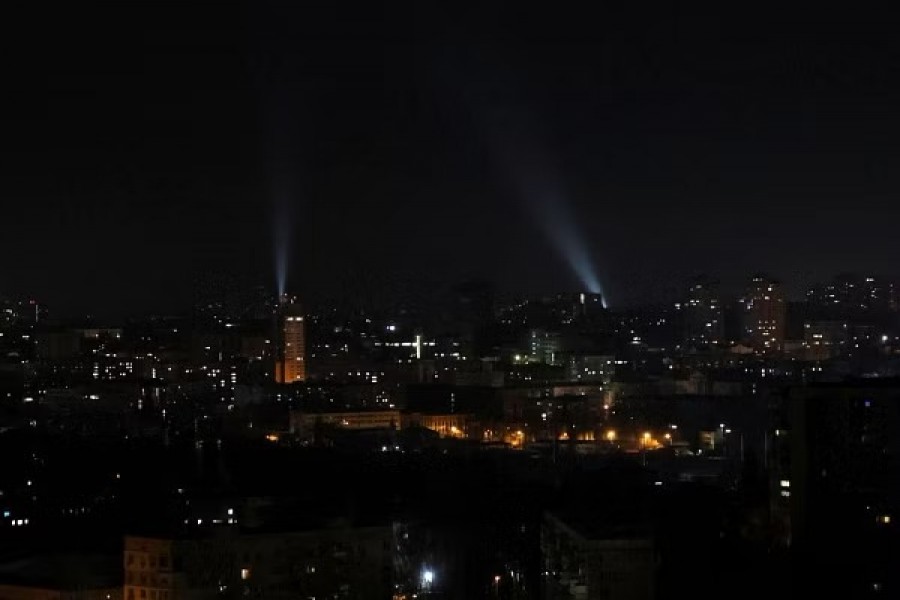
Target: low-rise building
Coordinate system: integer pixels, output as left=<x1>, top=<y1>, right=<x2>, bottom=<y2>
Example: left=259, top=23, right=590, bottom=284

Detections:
left=542, top=512, right=656, bottom=600
left=124, top=525, right=391, bottom=600
left=289, top=410, right=400, bottom=441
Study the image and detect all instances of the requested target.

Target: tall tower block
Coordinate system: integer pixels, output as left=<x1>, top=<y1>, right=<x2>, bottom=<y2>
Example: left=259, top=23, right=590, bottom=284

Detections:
left=275, top=295, right=306, bottom=384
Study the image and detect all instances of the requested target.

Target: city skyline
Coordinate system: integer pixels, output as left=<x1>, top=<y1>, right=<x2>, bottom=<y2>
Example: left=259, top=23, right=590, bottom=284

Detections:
left=3, top=269, right=898, bottom=324
left=4, top=3, right=900, bottom=316
left=5, top=3, right=900, bottom=598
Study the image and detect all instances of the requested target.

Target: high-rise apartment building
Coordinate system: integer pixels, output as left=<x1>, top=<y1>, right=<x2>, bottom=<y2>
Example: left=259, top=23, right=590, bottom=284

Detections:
left=742, top=275, right=786, bottom=353
left=274, top=295, right=306, bottom=384
left=683, top=276, right=724, bottom=347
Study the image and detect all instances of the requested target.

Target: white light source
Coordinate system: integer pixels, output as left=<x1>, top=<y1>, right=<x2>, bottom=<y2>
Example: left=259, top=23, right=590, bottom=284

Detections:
left=421, top=568, right=434, bottom=586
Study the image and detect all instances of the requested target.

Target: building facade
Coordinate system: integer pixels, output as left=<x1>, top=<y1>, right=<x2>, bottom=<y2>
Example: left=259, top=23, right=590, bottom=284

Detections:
left=742, top=276, right=786, bottom=353
left=542, top=513, right=656, bottom=600
left=683, top=276, right=724, bottom=347
left=123, top=527, right=391, bottom=600
left=274, top=297, right=306, bottom=384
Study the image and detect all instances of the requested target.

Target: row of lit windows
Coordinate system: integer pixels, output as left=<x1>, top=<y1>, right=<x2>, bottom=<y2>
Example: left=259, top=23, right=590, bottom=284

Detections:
left=126, top=552, right=170, bottom=570
left=126, top=588, right=170, bottom=600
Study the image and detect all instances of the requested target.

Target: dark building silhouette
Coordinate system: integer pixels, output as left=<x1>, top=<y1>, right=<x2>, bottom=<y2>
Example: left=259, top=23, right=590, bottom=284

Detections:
left=772, top=381, right=900, bottom=594
left=742, top=275, right=786, bottom=353
left=683, top=276, right=724, bottom=348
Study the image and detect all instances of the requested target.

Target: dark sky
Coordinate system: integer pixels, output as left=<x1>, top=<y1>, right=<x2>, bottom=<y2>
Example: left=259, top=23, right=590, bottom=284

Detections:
left=3, top=2, right=900, bottom=317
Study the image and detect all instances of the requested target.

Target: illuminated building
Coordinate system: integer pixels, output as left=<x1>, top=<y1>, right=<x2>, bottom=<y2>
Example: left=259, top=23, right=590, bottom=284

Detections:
left=682, top=276, right=723, bottom=347
left=806, top=273, right=897, bottom=318
left=403, top=412, right=468, bottom=438
left=529, top=329, right=562, bottom=365
left=274, top=295, right=306, bottom=384
left=374, top=334, right=432, bottom=360
left=803, top=321, right=848, bottom=360
left=289, top=410, right=400, bottom=441
left=123, top=527, right=391, bottom=600
left=566, top=356, right=614, bottom=383
left=741, top=275, right=786, bottom=353
left=124, top=537, right=174, bottom=600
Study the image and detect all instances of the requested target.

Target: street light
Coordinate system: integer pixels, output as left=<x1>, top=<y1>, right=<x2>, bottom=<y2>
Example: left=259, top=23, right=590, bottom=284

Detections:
left=421, top=568, right=435, bottom=589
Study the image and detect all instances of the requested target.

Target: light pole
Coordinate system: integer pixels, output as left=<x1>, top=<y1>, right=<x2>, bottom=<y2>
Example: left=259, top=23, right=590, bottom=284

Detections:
left=421, top=567, right=435, bottom=595
left=719, top=423, right=731, bottom=457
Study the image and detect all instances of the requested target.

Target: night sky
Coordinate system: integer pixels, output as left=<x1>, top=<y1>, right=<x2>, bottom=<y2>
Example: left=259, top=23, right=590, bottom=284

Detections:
left=4, top=2, right=900, bottom=317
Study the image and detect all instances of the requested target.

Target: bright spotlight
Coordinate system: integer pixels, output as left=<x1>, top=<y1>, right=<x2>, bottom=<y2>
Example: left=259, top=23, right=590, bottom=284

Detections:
left=274, top=214, right=289, bottom=297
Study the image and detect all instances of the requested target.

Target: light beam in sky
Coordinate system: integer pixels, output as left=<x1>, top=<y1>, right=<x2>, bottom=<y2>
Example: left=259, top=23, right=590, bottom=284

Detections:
left=274, top=197, right=289, bottom=297
left=453, top=53, right=609, bottom=306
left=486, top=113, right=608, bottom=306
left=269, top=163, right=295, bottom=298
